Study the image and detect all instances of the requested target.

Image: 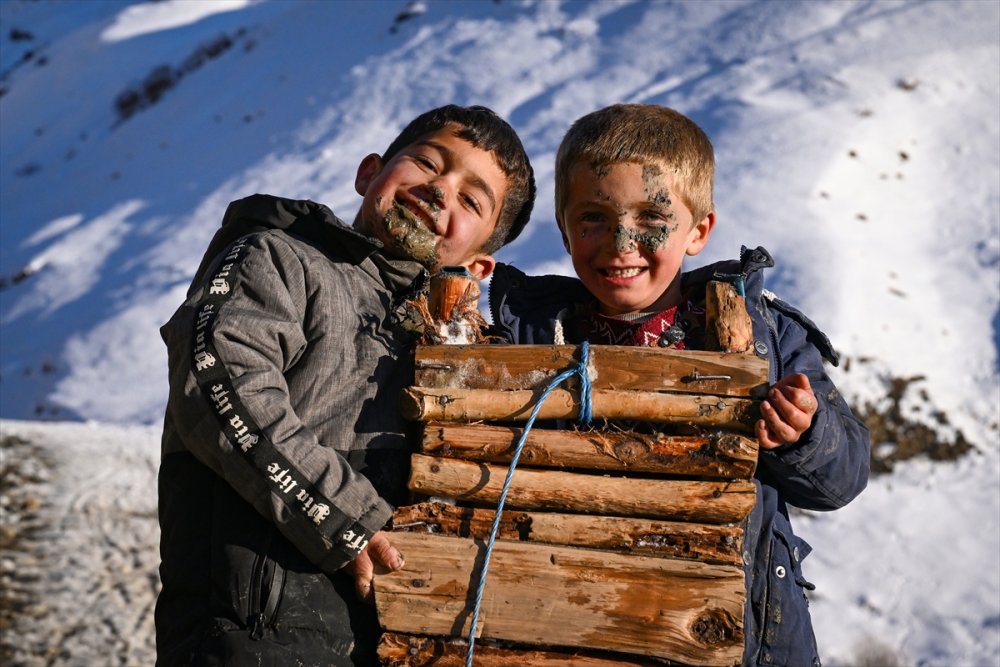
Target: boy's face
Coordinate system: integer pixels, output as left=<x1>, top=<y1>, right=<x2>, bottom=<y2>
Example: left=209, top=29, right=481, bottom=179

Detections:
left=560, top=160, right=714, bottom=316
left=354, top=127, right=506, bottom=280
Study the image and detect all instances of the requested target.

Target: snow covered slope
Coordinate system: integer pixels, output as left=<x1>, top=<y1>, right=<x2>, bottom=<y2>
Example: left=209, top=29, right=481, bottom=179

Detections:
left=1, top=1, right=997, bottom=665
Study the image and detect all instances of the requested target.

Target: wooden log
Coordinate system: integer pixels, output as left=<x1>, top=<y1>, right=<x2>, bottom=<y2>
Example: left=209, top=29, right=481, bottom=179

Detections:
left=407, top=455, right=755, bottom=524
left=704, top=282, right=754, bottom=354
left=402, top=388, right=760, bottom=432
left=429, top=266, right=480, bottom=322
left=414, top=345, right=768, bottom=398
left=421, top=423, right=758, bottom=479
left=377, top=632, right=660, bottom=666
left=374, top=533, right=745, bottom=666
left=392, top=502, right=744, bottom=565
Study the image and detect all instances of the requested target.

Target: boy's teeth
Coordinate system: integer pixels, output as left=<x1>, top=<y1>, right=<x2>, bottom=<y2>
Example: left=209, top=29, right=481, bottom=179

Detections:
left=605, top=268, right=643, bottom=277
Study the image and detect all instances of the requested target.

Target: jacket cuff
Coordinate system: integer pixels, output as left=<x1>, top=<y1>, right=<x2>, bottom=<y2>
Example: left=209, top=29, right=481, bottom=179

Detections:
left=317, top=497, right=394, bottom=575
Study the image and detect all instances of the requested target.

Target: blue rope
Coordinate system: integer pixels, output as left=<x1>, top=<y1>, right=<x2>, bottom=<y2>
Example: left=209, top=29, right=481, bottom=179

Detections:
left=712, top=272, right=746, bottom=297
left=465, top=341, right=592, bottom=666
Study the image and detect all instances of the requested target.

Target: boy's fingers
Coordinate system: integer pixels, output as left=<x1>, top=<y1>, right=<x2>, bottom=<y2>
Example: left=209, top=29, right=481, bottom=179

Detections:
left=767, top=388, right=794, bottom=414
left=755, top=418, right=781, bottom=450
left=781, top=383, right=817, bottom=415
left=760, top=401, right=799, bottom=444
left=367, top=532, right=405, bottom=572
left=770, top=387, right=816, bottom=425
left=350, top=552, right=375, bottom=603
left=791, top=372, right=812, bottom=391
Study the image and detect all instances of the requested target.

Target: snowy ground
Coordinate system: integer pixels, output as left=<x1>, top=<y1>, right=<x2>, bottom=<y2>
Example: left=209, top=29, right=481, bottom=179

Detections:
left=1, top=416, right=997, bottom=667
left=0, top=420, right=160, bottom=667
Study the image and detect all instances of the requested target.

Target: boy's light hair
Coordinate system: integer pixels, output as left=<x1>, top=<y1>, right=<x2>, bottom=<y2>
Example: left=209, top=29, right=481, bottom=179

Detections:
left=554, top=104, right=715, bottom=227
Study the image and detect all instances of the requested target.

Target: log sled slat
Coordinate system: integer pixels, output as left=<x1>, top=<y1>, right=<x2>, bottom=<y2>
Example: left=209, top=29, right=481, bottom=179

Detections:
left=414, top=344, right=768, bottom=398
left=392, top=502, right=745, bottom=565
left=377, top=632, right=658, bottom=666
left=408, top=454, right=756, bottom=525
left=402, top=387, right=760, bottom=431
left=374, top=533, right=745, bottom=666
left=421, top=423, right=758, bottom=480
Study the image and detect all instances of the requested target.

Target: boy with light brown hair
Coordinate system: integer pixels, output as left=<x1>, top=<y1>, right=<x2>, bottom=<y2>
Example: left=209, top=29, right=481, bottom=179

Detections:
left=490, top=103, right=869, bottom=665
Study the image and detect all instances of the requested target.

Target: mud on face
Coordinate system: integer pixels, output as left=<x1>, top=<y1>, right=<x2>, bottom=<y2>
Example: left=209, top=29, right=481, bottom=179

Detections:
left=642, top=163, right=674, bottom=210
left=379, top=201, right=440, bottom=269
left=613, top=223, right=671, bottom=253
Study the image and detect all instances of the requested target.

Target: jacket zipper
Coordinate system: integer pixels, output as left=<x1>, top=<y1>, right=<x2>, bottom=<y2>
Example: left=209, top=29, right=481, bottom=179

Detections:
left=247, top=552, right=285, bottom=640
left=768, top=322, right=782, bottom=384
left=247, top=553, right=266, bottom=639
left=755, top=535, right=776, bottom=665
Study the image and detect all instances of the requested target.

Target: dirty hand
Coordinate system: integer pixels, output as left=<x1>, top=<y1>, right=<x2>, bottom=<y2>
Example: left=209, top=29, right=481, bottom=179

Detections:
left=756, top=373, right=818, bottom=450
left=344, top=531, right=405, bottom=604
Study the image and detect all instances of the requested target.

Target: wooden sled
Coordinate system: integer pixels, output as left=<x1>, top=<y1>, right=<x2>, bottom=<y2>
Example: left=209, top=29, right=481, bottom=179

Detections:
left=374, top=278, right=765, bottom=666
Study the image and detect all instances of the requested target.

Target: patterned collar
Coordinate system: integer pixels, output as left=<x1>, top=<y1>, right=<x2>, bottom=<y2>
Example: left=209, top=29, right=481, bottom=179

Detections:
left=575, top=299, right=706, bottom=349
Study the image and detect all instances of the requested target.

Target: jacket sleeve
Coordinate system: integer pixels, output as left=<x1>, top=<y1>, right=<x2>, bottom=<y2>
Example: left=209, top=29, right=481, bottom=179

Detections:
left=755, top=306, right=871, bottom=511
left=161, top=233, right=392, bottom=575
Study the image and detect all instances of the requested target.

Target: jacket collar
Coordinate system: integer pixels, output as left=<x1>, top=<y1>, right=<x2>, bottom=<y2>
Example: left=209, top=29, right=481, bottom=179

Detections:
left=206, top=194, right=426, bottom=295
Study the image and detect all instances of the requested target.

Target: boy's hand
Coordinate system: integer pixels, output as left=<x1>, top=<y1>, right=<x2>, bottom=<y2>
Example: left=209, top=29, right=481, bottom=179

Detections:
left=756, top=373, right=817, bottom=450
left=344, top=531, right=405, bottom=604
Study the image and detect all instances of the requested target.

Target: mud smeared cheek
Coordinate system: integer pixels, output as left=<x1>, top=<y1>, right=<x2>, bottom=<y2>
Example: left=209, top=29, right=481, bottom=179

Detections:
left=380, top=203, right=439, bottom=268
left=613, top=224, right=672, bottom=253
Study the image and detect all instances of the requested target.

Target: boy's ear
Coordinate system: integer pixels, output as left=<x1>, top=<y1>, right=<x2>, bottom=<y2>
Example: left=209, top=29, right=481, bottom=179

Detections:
left=354, top=153, right=383, bottom=195
left=557, top=218, right=571, bottom=254
left=685, top=211, right=716, bottom=257
left=464, top=253, right=496, bottom=281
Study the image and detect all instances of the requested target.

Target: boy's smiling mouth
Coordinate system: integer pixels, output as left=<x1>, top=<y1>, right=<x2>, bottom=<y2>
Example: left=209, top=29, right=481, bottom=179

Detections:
left=600, top=266, right=646, bottom=279
left=395, top=194, right=437, bottom=230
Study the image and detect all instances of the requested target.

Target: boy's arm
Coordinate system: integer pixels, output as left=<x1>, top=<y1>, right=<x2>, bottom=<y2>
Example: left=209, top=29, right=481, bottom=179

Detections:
left=162, top=233, right=398, bottom=576
left=754, top=309, right=871, bottom=511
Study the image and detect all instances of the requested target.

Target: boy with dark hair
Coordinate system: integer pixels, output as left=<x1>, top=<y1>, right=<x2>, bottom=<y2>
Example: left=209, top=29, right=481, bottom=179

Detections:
left=156, top=105, right=535, bottom=666
left=490, top=103, right=868, bottom=665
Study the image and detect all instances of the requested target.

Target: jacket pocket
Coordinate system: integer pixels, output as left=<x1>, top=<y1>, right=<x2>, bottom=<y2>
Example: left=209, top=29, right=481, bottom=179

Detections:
left=755, top=525, right=820, bottom=666
left=247, top=546, right=286, bottom=640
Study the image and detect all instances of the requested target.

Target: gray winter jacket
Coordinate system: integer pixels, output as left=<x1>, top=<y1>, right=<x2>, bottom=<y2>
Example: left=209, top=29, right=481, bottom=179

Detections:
left=156, top=195, right=425, bottom=666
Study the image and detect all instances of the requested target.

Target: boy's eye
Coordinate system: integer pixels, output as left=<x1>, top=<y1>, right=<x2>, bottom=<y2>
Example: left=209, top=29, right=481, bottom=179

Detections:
left=414, top=155, right=437, bottom=170
left=461, top=193, right=482, bottom=215
left=641, top=208, right=670, bottom=222
left=579, top=211, right=606, bottom=223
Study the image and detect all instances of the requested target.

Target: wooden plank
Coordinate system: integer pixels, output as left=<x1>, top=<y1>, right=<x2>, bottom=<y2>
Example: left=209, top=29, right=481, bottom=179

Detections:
left=421, top=423, right=758, bottom=479
left=374, top=533, right=745, bottom=666
left=705, top=282, right=754, bottom=354
left=407, top=455, right=755, bottom=524
left=377, top=632, right=661, bottom=666
left=402, top=388, right=759, bottom=432
left=392, top=502, right=744, bottom=565
left=414, top=344, right=768, bottom=398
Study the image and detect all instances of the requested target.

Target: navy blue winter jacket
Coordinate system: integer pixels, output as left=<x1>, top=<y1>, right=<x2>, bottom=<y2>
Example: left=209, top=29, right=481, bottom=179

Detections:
left=488, top=246, right=870, bottom=667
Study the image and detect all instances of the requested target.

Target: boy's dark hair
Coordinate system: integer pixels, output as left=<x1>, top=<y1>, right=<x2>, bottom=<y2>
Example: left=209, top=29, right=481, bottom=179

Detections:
left=382, top=105, right=535, bottom=254
left=555, top=104, right=715, bottom=226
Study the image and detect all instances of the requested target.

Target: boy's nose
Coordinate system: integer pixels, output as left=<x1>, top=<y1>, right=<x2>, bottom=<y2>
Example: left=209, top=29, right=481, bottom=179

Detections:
left=412, top=183, right=449, bottom=233
left=613, top=224, right=638, bottom=254
left=415, top=182, right=447, bottom=212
